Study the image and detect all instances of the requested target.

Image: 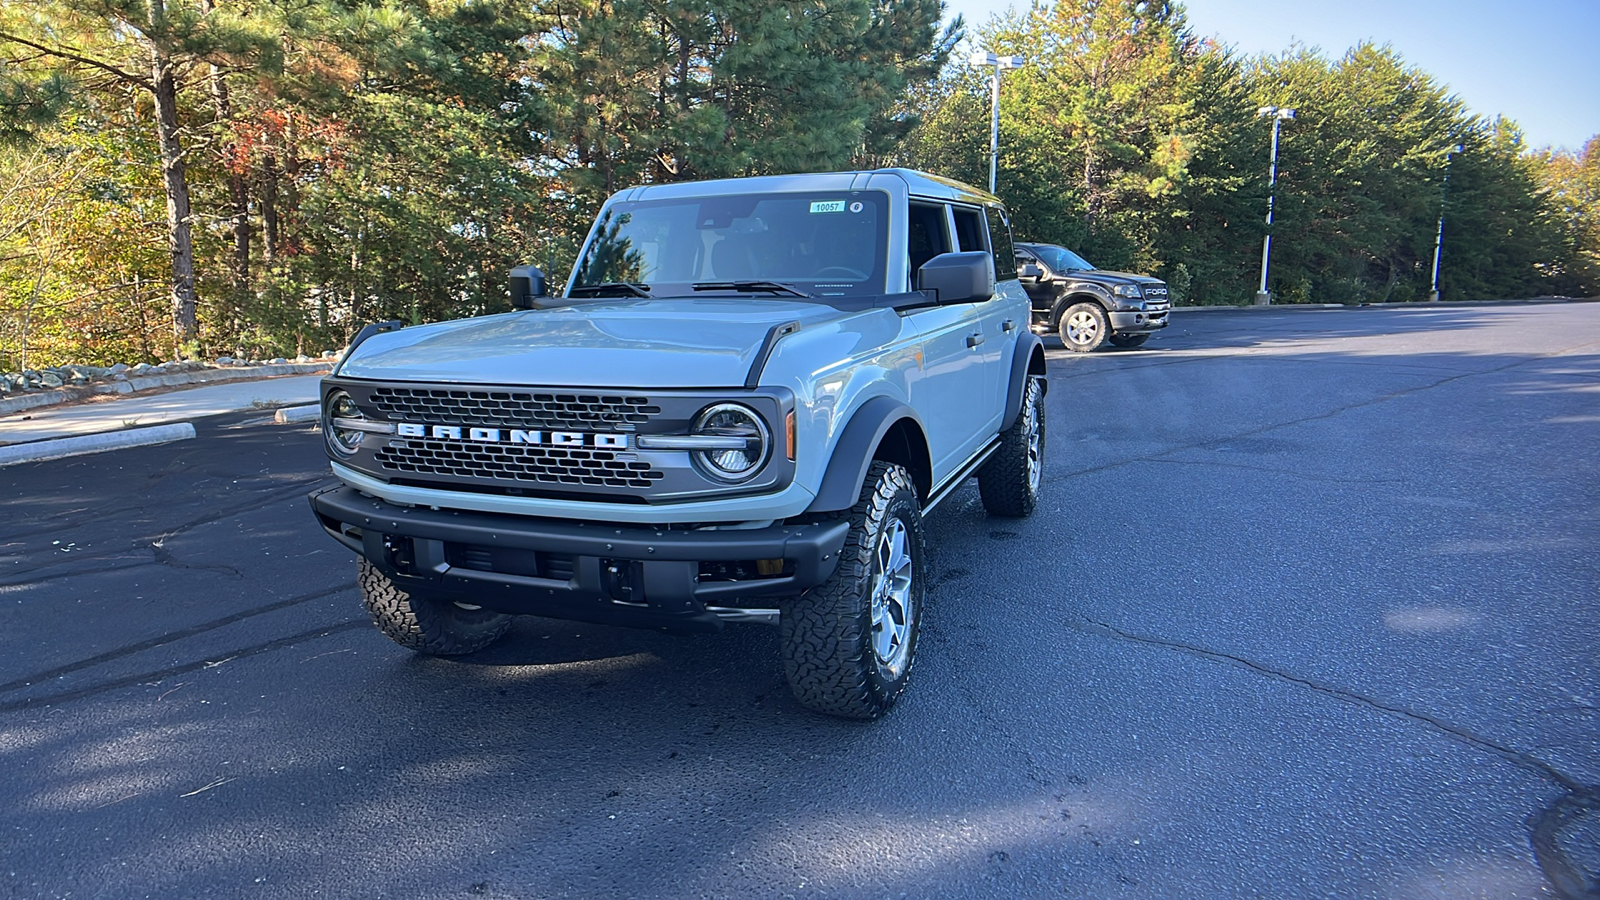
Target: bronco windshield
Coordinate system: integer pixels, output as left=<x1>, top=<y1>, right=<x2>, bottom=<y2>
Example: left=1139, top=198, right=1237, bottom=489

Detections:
left=571, top=191, right=889, bottom=298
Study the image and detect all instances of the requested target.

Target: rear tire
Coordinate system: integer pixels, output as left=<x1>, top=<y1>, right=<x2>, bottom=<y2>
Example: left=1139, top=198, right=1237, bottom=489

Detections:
left=978, top=375, right=1045, bottom=517
left=1058, top=301, right=1109, bottom=352
left=359, top=559, right=511, bottom=656
left=1109, top=333, right=1150, bottom=348
left=781, top=462, right=924, bottom=720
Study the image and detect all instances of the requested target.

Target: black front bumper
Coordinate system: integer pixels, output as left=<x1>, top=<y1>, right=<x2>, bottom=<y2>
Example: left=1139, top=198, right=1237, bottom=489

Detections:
left=308, top=486, right=849, bottom=633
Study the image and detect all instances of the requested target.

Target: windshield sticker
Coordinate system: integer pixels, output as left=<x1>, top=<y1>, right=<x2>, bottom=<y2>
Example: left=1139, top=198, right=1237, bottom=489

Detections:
left=849, top=201, right=864, bottom=213
left=809, top=200, right=846, bottom=214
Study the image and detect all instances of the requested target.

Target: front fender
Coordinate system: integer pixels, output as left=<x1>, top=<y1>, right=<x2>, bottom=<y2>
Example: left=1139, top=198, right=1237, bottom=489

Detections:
left=805, top=396, right=927, bottom=515
left=1050, top=287, right=1112, bottom=325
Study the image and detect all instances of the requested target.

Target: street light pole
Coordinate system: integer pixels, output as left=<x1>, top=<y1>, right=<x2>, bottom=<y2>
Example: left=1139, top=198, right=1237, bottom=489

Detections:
left=971, top=51, right=1026, bottom=194
left=1428, top=144, right=1463, bottom=302
left=1255, top=106, right=1294, bottom=305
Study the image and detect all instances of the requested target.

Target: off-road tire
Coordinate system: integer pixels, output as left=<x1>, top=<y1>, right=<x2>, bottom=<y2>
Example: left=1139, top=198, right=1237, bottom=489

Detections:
left=1058, top=301, right=1109, bottom=352
left=978, top=376, right=1045, bottom=517
left=359, top=558, right=511, bottom=656
left=781, top=462, right=925, bottom=720
left=1109, top=333, right=1150, bottom=348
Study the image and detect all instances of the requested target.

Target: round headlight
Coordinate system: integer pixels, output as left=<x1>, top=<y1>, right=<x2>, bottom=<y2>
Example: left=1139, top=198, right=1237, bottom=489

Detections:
left=691, top=403, right=770, bottom=482
left=324, top=389, right=365, bottom=456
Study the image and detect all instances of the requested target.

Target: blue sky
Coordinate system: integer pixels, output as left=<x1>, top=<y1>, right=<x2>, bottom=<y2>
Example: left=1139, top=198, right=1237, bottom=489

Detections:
left=942, top=0, right=1600, bottom=153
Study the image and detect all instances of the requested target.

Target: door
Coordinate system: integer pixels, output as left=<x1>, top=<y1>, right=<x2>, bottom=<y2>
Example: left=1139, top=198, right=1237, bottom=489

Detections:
left=904, top=201, right=991, bottom=481
left=950, top=203, right=1008, bottom=432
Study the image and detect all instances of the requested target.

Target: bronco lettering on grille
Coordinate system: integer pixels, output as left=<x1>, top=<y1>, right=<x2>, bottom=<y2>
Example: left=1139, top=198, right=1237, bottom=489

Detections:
left=396, top=423, right=629, bottom=449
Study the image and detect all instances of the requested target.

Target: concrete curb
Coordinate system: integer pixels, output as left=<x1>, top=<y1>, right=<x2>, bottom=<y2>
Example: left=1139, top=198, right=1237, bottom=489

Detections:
left=0, top=422, right=197, bottom=467
left=274, top=405, right=320, bottom=424
left=0, top=362, right=332, bottom=417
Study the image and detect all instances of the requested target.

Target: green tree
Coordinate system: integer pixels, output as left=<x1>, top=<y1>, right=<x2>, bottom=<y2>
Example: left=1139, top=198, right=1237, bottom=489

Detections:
left=1533, top=135, right=1600, bottom=296
left=1, top=0, right=284, bottom=348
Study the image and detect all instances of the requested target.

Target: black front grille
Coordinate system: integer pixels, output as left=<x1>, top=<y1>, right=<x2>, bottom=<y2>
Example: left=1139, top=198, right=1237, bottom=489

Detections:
left=376, top=439, right=665, bottom=489
left=369, top=387, right=661, bottom=431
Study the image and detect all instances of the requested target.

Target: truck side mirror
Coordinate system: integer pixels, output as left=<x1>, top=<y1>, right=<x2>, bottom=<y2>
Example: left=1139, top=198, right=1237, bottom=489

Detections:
left=510, top=265, right=548, bottom=310
left=916, top=251, right=995, bottom=305
left=1019, top=263, right=1043, bottom=281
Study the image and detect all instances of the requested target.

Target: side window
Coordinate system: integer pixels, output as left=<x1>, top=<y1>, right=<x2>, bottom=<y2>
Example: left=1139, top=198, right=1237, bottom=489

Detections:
left=951, top=206, right=985, bottom=257
left=985, top=206, right=1017, bottom=281
left=907, top=202, right=952, bottom=275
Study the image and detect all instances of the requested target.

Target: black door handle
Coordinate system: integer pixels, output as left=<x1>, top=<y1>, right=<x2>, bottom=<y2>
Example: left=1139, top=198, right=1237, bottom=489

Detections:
left=1002, top=319, right=1016, bottom=332
left=967, top=333, right=986, bottom=348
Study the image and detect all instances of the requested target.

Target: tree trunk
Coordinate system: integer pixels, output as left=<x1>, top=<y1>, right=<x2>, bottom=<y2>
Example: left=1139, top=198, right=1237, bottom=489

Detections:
left=262, top=152, right=280, bottom=265
left=151, top=42, right=200, bottom=352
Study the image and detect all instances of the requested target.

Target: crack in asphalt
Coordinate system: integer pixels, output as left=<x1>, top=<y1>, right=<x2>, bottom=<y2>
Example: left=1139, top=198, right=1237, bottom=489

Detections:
left=1072, top=615, right=1600, bottom=900
left=0, top=556, right=159, bottom=589
left=0, top=582, right=356, bottom=695
left=1149, top=458, right=1409, bottom=485
left=0, top=475, right=334, bottom=579
left=150, top=540, right=244, bottom=578
left=0, top=618, right=369, bottom=713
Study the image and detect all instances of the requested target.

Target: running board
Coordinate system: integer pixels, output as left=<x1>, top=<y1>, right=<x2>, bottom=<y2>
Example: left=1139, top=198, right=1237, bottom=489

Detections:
left=923, top=438, right=1001, bottom=515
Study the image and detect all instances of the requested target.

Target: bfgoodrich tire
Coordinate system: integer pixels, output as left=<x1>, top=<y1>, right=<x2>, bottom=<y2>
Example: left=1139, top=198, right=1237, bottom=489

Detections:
left=359, top=558, right=511, bottom=656
left=978, top=375, right=1044, bottom=517
left=1058, top=301, right=1109, bottom=352
left=781, top=461, right=925, bottom=720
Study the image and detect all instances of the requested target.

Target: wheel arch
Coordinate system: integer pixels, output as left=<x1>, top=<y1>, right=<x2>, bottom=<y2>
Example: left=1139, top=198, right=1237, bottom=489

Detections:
left=1050, top=291, right=1109, bottom=328
left=1000, top=333, right=1049, bottom=431
left=805, top=396, right=932, bottom=515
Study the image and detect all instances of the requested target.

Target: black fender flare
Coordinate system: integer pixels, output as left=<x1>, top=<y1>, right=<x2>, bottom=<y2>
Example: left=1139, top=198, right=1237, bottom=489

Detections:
left=1000, top=333, right=1049, bottom=432
left=805, top=396, right=928, bottom=515
left=1050, top=289, right=1110, bottom=328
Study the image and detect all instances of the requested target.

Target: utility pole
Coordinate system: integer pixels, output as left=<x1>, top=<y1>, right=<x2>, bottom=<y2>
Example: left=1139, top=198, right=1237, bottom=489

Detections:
left=970, top=51, right=1026, bottom=194
left=1428, top=144, right=1464, bottom=302
left=1255, top=106, right=1295, bottom=305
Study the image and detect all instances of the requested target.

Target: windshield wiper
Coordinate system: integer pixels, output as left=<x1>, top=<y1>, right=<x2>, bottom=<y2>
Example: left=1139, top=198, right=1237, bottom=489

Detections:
left=692, top=281, right=812, bottom=298
left=568, top=282, right=651, bottom=298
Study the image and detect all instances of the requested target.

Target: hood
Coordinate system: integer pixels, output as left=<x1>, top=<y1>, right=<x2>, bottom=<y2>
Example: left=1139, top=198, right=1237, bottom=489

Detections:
left=1071, top=269, right=1165, bottom=286
left=337, top=298, right=852, bottom=388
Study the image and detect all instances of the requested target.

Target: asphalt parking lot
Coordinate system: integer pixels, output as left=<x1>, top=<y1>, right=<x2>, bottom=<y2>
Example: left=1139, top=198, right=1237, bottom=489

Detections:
left=1, top=303, right=1596, bottom=899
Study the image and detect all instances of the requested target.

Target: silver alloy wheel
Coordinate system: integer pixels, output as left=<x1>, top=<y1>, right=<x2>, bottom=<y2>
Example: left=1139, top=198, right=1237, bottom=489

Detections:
left=1025, top=388, right=1042, bottom=492
left=1066, top=309, right=1100, bottom=345
left=869, top=517, right=915, bottom=679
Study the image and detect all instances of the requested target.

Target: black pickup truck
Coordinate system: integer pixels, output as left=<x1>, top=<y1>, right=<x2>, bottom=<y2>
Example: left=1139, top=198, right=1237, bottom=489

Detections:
left=1016, top=242, right=1170, bottom=352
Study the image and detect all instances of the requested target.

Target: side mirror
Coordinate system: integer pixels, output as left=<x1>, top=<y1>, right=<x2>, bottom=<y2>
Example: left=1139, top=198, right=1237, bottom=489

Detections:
left=916, top=251, right=995, bottom=305
left=509, top=265, right=548, bottom=310
left=1019, top=263, right=1043, bottom=281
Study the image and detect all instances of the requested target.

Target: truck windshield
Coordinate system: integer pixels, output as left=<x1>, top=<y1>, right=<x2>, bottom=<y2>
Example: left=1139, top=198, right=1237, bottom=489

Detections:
left=571, top=192, right=888, bottom=298
left=1032, top=246, right=1096, bottom=273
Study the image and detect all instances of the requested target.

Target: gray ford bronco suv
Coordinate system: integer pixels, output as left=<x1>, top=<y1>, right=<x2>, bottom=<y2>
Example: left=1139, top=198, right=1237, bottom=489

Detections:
left=309, top=168, right=1048, bottom=719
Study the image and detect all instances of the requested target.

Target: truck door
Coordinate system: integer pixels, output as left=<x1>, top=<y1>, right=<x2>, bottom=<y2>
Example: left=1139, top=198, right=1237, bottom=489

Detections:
left=904, top=200, right=991, bottom=481
left=950, top=203, right=1009, bottom=431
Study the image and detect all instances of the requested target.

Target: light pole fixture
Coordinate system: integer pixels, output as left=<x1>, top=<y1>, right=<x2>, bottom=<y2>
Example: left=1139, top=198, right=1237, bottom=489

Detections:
left=1255, top=105, right=1295, bottom=305
left=971, top=51, right=1026, bottom=194
left=1428, top=144, right=1464, bottom=302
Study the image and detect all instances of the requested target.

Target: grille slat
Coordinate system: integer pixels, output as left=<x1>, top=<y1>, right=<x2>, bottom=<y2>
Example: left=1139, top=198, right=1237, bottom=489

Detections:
left=370, top=387, right=661, bottom=431
left=377, top=439, right=666, bottom=489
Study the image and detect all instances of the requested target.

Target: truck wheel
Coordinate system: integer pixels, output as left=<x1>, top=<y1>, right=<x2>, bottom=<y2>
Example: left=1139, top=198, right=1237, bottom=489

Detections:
left=1109, top=333, right=1149, bottom=348
left=358, top=558, right=511, bottom=656
left=1059, top=301, right=1108, bottom=352
left=781, top=461, right=924, bottom=720
left=978, top=375, right=1044, bottom=517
